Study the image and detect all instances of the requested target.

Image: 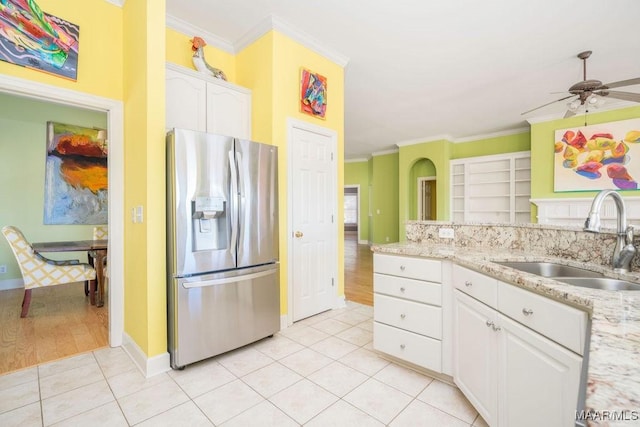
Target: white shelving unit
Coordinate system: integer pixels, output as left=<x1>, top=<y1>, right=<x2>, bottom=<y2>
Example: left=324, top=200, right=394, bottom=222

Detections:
left=450, top=151, right=531, bottom=223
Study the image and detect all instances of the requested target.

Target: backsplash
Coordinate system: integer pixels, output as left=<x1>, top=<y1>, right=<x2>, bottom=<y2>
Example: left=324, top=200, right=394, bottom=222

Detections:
left=405, top=221, right=640, bottom=270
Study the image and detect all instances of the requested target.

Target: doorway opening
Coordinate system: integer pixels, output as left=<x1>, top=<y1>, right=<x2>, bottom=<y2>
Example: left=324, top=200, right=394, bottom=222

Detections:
left=418, top=177, right=437, bottom=220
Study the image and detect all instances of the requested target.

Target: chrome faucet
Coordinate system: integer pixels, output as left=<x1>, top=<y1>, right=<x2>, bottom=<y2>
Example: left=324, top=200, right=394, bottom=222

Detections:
left=584, top=189, right=636, bottom=273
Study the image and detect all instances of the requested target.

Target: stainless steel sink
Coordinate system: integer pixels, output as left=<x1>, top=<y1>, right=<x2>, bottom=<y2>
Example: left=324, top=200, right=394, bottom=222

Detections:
left=494, top=261, right=604, bottom=278
left=557, top=277, right=640, bottom=291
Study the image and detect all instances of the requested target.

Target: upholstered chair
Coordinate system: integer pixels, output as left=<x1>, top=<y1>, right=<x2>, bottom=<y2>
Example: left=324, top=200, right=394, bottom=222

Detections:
left=2, top=226, right=96, bottom=317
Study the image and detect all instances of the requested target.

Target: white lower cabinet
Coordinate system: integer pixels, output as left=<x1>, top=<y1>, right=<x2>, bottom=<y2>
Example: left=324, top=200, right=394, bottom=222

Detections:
left=454, top=280, right=584, bottom=427
left=373, top=253, right=447, bottom=374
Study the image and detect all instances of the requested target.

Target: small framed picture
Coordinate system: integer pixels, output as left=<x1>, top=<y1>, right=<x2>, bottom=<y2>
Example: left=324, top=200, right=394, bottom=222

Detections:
left=300, top=68, right=327, bottom=119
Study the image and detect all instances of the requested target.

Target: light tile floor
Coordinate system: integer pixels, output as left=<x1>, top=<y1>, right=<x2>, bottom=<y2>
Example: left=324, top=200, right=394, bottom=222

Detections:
left=0, top=301, right=489, bottom=426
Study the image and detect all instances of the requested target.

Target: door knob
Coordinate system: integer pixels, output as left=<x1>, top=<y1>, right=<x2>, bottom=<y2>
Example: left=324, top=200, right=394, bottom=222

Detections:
left=295, top=231, right=304, bottom=238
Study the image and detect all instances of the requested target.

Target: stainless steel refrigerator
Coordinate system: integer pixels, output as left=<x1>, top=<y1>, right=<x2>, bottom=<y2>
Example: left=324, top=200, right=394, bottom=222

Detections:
left=166, top=128, right=280, bottom=369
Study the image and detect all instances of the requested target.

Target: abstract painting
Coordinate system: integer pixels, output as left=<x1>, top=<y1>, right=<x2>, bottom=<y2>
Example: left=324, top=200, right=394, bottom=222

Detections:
left=0, top=0, right=80, bottom=81
left=554, top=118, right=640, bottom=192
left=44, top=122, right=108, bottom=224
left=300, top=68, right=327, bottom=119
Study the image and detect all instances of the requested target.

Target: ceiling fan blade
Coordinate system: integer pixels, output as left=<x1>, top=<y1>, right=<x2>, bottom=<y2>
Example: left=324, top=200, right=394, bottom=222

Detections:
left=601, top=90, right=640, bottom=103
left=521, top=95, right=575, bottom=115
left=603, top=78, right=640, bottom=89
left=564, top=110, right=576, bottom=119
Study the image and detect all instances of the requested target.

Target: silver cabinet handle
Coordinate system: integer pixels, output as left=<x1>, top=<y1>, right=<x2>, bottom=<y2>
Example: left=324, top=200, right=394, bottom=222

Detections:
left=400, top=287, right=406, bottom=292
left=486, top=320, right=494, bottom=328
left=492, top=324, right=502, bottom=332
left=522, top=308, right=534, bottom=316
left=400, top=265, right=406, bottom=271
left=400, top=313, right=406, bottom=319
left=400, top=344, right=406, bottom=349
left=465, top=281, right=472, bottom=287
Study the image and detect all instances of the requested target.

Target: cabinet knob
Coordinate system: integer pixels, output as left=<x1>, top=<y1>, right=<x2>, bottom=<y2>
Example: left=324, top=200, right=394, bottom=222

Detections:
left=400, top=344, right=406, bottom=350
left=522, top=308, right=534, bottom=316
left=491, top=324, right=502, bottom=332
left=400, top=265, right=406, bottom=271
left=465, top=281, right=473, bottom=287
left=400, top=313, right=406, bottom=319
left=486, top=320, right=494, bottom=328
left=400, top=287, right=406, bottom=292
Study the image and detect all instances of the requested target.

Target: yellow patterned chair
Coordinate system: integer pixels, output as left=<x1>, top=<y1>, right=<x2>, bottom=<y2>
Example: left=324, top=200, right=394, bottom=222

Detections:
left=2, top=226, right=96, bottom=318
left=86, top=225, right=108, bottom=297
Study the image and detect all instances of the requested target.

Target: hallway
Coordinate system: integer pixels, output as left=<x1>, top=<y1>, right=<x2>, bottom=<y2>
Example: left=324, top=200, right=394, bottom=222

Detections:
left=344, top=232, right=373, bottom=306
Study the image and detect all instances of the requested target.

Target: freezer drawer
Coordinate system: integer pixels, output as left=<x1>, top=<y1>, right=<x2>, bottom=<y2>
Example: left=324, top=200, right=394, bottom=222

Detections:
left=168, top=265, right=280, bottom=369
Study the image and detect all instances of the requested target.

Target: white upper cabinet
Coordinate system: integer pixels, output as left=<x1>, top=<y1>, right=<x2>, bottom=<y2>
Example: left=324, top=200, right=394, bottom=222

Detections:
left=166, top=64, right=252, bottom=140
left=451, top=151, right=531, bottom=224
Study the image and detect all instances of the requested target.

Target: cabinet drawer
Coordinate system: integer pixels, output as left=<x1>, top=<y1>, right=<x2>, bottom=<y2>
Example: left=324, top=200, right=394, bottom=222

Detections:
left=374, top=253, right=442, bottom=282
left=453, top=265, right=498, bottom=307
left=497, top=281, right=588, bottom=355
left=374, top=322, right=442, bottom=372
left=374, top=273, right=442, bottom=305
left=374, top=294, right=442, bottom=339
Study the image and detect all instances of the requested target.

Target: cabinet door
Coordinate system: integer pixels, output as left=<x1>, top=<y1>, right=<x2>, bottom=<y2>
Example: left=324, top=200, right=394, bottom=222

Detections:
left=206, top=82, right=251, bottom=139
left=453, top=290, right=498, bottom=426
left=166, top=68, right=207, bottom=132
left=498, top=313, right=582, bottom=427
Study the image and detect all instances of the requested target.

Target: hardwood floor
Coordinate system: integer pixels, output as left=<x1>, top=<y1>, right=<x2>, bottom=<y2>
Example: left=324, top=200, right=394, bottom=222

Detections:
left=344, top=231, right=373, bottom=306
left=0, top=282, right=108, bottom=375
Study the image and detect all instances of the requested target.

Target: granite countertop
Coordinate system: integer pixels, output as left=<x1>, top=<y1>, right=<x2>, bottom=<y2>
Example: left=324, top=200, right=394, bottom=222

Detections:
left=372, top=242, right=640, bottom=426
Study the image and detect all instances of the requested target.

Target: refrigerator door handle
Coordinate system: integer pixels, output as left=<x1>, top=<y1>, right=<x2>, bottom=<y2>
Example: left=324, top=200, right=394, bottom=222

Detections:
left=182, top=268, right=277, bottom=289
left=236, top=151, right=245, bottom=198
left=228, top=150, right=239, bottom=252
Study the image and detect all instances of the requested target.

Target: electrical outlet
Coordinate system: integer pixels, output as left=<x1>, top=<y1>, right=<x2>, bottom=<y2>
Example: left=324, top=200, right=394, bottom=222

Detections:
left=439, top=228, right=455, bottom=239
left=0, top=265, right=6, bottom=274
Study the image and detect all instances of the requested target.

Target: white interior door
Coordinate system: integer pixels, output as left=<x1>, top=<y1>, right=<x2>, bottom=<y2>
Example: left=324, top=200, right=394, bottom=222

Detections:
left=288, top=119, right=337, bottom=322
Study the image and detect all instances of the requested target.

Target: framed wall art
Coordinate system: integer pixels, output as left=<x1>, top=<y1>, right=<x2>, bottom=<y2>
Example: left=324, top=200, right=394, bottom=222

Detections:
left=554, top=118, right=640, bottom=192
left=300, top=68, right=327, bottom=119
left=0, top=0, right=80, bottom=81
left=44, top=122, right=108, bottom=224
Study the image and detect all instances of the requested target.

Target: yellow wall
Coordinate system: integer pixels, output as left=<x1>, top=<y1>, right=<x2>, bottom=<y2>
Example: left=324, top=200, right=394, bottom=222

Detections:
left=0, top=0, right=123, bottom=100
left=236, top=31, right=346, bottom=313
left=122, top=0, right=167, bottom=357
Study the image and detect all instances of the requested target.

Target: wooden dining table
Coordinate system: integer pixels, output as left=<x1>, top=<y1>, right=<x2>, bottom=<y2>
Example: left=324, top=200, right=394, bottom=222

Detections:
left=32, top=239, right=108, bottom=307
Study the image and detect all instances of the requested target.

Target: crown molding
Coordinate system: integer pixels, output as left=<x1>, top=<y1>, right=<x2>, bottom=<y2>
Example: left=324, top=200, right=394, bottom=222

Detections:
left=235, top=14, right=349, bottom=67
left=345, top=157, right=370, bottom=163
left=452, top=127, right=530, bottom=143
left=166, top=14, right=235, bottom=54
left=372, top=148, right=398, bottom=157
left=396, top=134, right=452, bottom=147
left=104, top=0, right=124, bottom=6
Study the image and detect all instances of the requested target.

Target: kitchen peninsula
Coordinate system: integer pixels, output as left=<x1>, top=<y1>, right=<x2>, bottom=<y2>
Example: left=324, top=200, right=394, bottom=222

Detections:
left=372, top=221, right=640, bottom=427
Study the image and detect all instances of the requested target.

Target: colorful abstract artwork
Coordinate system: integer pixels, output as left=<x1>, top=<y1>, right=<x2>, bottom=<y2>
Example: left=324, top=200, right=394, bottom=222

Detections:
left=0, top=0, right=79, bottom=81
left=554, top=118, right=640, bottom=192
left=44, top=122, right=108, bottom=225
left=300, top=68, right=327, bottom=119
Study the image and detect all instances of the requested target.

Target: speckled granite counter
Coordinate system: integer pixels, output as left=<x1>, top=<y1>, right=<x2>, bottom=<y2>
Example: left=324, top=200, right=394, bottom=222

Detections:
left=372, top=222, right=640, bottom=427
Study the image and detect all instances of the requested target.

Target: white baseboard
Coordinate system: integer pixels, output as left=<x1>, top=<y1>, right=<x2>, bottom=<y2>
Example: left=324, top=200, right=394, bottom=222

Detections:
left=0, top=278, right=23, bottom=291
left=280, top=314, right=290, bottom=330
left=122, top=332, right=171, bottom=378
left=334, top=295, right=346, bottom=309
left=358, top=239, right=369, bottom=245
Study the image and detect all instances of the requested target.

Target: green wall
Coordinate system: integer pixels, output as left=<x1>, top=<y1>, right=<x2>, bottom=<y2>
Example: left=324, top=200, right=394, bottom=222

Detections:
left=371, top=152, right=399, bottom=243
left=344, top=161, right=370, bottom=242
left=451, top=131, right=531, bottom=159
left=0, top=93, right=107, bottom=283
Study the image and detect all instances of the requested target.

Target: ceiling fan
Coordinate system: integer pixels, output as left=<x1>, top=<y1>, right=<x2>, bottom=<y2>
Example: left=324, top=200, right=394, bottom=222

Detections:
left=522, top=50, right=640, bottom=118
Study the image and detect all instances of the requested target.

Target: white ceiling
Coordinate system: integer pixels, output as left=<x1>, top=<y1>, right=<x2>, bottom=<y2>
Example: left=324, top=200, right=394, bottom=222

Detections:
left=166, top=0, right=640, bottom=160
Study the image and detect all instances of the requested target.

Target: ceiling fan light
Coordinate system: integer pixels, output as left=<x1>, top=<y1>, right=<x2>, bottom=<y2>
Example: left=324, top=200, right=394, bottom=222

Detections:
left=567, top=100, right=581, bottom=111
